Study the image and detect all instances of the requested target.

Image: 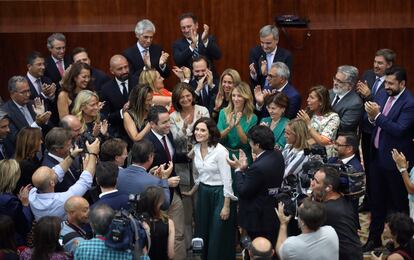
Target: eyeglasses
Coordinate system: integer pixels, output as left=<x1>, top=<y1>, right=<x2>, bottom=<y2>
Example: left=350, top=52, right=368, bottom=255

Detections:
left=53, top=46, right=66, bottom=51
left=16, top=90, right=31, bottom=95
left=334, top=142, right=350, bottom=147
left=267, top=74, right=278, bottom=79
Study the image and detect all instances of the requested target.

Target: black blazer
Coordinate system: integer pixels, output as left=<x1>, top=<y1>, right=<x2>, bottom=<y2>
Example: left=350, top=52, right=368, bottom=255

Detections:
left=0, top=136, right=15, bottom=160
left=42, top=152, right=81, bottom=192
left=144, top=130, right=190, bottom=199
left=91, top=67, right=111, bottom=94
left=248, top=45, right=292, bottom=87
left=235, top=149, right=285, bottom=233
left=189, top=78, right=219, bottom=113
left=44, top=55, right=72, bottom=86
left=100, top=76, right=138, bottom=139
left=172, top=35, right=221, bottom=78
left=123, top=43, right=170, bottom=78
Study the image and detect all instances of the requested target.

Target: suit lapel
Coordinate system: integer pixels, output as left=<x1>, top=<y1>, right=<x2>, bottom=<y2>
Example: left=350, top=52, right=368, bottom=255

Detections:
left=9, top=102, right=29, bottom=128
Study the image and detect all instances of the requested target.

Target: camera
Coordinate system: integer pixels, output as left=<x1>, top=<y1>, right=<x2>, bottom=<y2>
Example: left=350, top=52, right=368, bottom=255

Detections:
left=191, top=237, right=204, bottom=256
left=300, top=145, right=327, bottom=189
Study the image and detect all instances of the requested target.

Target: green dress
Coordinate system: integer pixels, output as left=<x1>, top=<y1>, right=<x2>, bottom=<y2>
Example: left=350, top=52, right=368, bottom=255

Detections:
left=260, top=116, right=289, bottom=150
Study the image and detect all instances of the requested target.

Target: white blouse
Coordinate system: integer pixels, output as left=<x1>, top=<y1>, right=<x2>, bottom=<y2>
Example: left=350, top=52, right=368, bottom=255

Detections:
left=193, top=143, right=237, bottom=201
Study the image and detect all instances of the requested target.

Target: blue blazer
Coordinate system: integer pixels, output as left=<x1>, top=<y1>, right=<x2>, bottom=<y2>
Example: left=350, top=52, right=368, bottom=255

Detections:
left=328, top=156, right=364, bottom=172
left=93, top=190, right=130, bottom=211
left=117, top=165, right=170, bottom=209
left=373, top=89, right=414, bottom=170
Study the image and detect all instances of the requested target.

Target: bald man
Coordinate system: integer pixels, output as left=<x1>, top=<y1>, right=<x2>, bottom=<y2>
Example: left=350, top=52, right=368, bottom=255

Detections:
left=60, top=114, right=84, bottom=142
left=248, top=237, right=274, bottom=260
left=61, top=196, right=91, bottom=253
left=100, top=54, right=138, bottom=140
left=29, top=138, right=100, bottom=220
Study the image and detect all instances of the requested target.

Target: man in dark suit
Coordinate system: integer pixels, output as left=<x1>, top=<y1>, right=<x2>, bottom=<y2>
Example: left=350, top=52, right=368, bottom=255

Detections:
left=144, top=105, right=188, bottom=259
left=363, top=66, right=414, bottom=252
left=116, top=139, right=176, bottom=210
left=330, top=65, right=364, bottom=135
left=249, top=25, right=292, bottom=89
left=25, top=51, right=59, bottom=125
left=44, top=33, right=72, bottom=86
left=254, top=62, right=301, bottom=119
left=93, top=161, right=129, bottom=211
left=100, top=54, right=138, bottom=140
left=72, top=47, right=111, bottom=94
left=123, top=19, right=170, bottom=79
left=356, top=49, right=395, bottom=212
left=172, top=12, right=221, bottom=78
left=42, top=127, right=82, bottom=193
left=3, top=76, right=51, bottom=141
left=0, top=109, right=14, bottom=160
left=227, top=125, right=284, bottom=245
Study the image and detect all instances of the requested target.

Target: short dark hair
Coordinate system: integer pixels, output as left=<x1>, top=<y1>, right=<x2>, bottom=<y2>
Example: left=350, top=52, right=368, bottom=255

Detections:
left=147, top=105, right=168, bottom=124
left=192, top=55, right=210, bottom=69
left=96, top=161, right=119, bottom=188
left=89, top=204, right=114, bottom=235
left=247, top=125, right=275, bottom=150
left=192, top=117, right=220, bottom=147
left=338, top=134, right=359, bottom=153
left=171, top=82, right=196, bottom=112
left=264, top=91, right=289, bottom=109
left=376, top=48, right=396, bottom=64
left=388, top=212, right=414, bottom=246
left=45, top=127, right=72, bottom=152
left=385, top=66, right=407, bottom=83
left=298, top=198, right=326, bottom=231
left=71, top=47, right=88, bottom=60
left=130, top=139, right=154, bottom=164
left=100, top=138, right=127, bottom=162
left=319, top=166, right=341, bottom=193
left=27, top=51, right=44, bottom=65
left=179, top=12, right=197, bottom=23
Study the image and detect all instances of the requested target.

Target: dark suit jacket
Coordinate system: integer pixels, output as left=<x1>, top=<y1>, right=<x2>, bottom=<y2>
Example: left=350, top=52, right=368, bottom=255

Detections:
left=248, top=45, right=292, bottom=87
left=25, top=75, right=59, bottom=126
left=92, top=190, right=130, bottom=211
left=372, top=89, right=414, bottom=170
left=235, top=149, right=285, bottom=233
left=329, top=89, right=363, bottom=134
left=328, top=156, right=364, bottom=172
left=0, top=136, right=15, bottom=160
left=144, top=130, right=190, bottom=200
left=117, top=165, right=170, bottom=209
left=123, top=43, right=170, bottom=78
left=257, top=83, right=301, bottom=120
left=172, top=35, right=221, bottom=77
left=100, top=76, right=138, bottom=139
left=42, top=153, right=81, bottom=192
left=44, top=55, right=72, bottom=86
left=360, top=70, right=387, bottom=134
left=91, top=67, right=111, bottom=94
left=189, top=78, right=219, bottom=113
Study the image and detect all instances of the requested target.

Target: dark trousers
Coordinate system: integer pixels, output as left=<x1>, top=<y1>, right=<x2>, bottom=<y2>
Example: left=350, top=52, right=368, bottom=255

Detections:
left=361, top=131, right=372, bottom=206
left=368, top=151, right=409, bottom=242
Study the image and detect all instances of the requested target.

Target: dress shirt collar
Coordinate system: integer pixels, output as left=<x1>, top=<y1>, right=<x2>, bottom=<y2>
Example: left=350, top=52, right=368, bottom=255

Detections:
left=186, top=35, right=199, bottom=45
left=99, top=189, right=118, bottom=198
left=137, top=42, right=149, bottom=53
left=48, top=152, right=64, bottom=163
left=266, top=46, right=277, bottom=57
left=115, top=77, right=128, bottom=93
left=26, top=72, right=39, bottom=85
left=12, top=100, right=27, bottom=110
left=275, top=81, right=288, bottom=92
left=336, top=89, right=352, bottom=100
left=389, top=87, right=405, bottom=103
left=339, top=154, right=355, bottom=165
left=151, top=129, right=166, bottom=142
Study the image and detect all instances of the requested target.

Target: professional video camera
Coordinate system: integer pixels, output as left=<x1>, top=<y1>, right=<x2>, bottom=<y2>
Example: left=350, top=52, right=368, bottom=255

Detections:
left=105, top=194, right=151, bottom=259
left=300, top=145, right=327, bottom=189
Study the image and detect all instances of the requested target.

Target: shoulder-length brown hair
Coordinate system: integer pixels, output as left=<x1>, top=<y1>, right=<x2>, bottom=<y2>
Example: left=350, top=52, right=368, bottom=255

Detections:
left=306, top=85, right=333, bottom=117
left=192, top=117, right=220, bottom=147
left=287, top=118, right=310, bottom=150
left=15, top=127, right=42, bottom=161
left=61, top=62, right=93, bottom=100
left=171, top=82, right=196, bottom=112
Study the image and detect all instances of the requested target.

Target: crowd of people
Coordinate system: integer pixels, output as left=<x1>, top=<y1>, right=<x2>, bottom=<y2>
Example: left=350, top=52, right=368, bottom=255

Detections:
left=0, top=11, right=414, bottom=260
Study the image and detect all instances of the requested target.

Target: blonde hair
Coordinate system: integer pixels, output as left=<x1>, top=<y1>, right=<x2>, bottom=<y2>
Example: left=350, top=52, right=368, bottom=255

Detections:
left=287, top=118, right=310, bottom=150
left=0, top=159, right=21, bottom=193
left=218, top=68, right=241, bottom=97
left=139, top=69, right=158, bottom=91
left=71, top=90, right=100, bottom=132
left=224, top=81, right=255, bottom=121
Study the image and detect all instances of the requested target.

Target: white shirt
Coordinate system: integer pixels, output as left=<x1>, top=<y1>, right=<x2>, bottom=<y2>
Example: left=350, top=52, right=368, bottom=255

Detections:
left=99, top=189, right=119, bottom=198
left=51, top=55, right=65, bottom=70
left=332, top=89, right=351, bottom=106
left=151, top=129, right=175, bottom=159
left=193, top=143, right=237, bottom=200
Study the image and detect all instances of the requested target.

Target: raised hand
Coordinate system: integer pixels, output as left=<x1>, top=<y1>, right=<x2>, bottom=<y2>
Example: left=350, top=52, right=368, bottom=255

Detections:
left=100, top=120, right=109, bottom=136
left=201, top=24, right=209, bottom=43
left=249, top=63, right=257, bottom=78
left=214, top=91, right=224, bottom=111
left=356, top=80, right=371, bottom=98
left=35, top=111, right=51, bottom=125
left=260, top=60, right=267, bottom=76
left=32, top=97, right=45, bottom=115
left=159, top=51, right=169, bottom=66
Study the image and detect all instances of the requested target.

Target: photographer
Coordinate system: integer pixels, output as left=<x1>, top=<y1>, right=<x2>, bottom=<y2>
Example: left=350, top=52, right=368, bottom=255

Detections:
left=242, top=237, right=274, bottom=260
left=228, top=125, right=284, bottom=245
left=275, top=199, right=339, bottom=260
left=310, top=166, right=363, bottom=260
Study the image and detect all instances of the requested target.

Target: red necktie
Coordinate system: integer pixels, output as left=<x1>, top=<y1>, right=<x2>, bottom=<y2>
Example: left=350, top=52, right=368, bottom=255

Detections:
left=162, top=136, right=172, bottom=161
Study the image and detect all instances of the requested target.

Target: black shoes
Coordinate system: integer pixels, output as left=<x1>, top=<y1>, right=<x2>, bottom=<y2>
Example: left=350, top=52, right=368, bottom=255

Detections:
left=362, top=239, right=382, bottom=252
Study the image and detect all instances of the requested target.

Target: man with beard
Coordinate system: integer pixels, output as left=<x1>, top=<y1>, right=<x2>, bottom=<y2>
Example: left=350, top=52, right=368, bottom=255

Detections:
left=100, top=54, right=138, bottom=140
left=310, top=166, right=363, bottom=260
left=330, top=65, right=363, bottom=135
left=363, top=66, right=414, bottom=252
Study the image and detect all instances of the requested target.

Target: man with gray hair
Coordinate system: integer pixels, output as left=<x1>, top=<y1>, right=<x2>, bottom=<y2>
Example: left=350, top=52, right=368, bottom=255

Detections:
left=3, top=76, right=52, bottom=140
left=123, top=19, right=170, bottom=78
left=44, top=32, right=72, bottom=85
left=254, top=62, right=301, bottom=119
left=249, top=25, right=292, bottom=89
left=330, top=65, right=363, bottom=134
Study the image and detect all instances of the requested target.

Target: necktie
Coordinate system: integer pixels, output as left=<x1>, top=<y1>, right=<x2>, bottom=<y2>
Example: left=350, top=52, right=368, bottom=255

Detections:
left=332, top=95, right=340, bottom=106
left=202, top=86, right=209, bottom=107
left=35, top=78, right=42, bottom=95
left=372, top=77, right=381, bottom=96
left=20, top=106, right=34, bottom=125
left=143, top=49, right=151, bottom=68
left=193, top=43, right=199, bottom=58
left=162, top=136, right=172, bottom=161
left=374, top=96, right=395, bottom=148
left=56, top=60, right=64, bottom=76
left=121, top=82, right=128, bottom=100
